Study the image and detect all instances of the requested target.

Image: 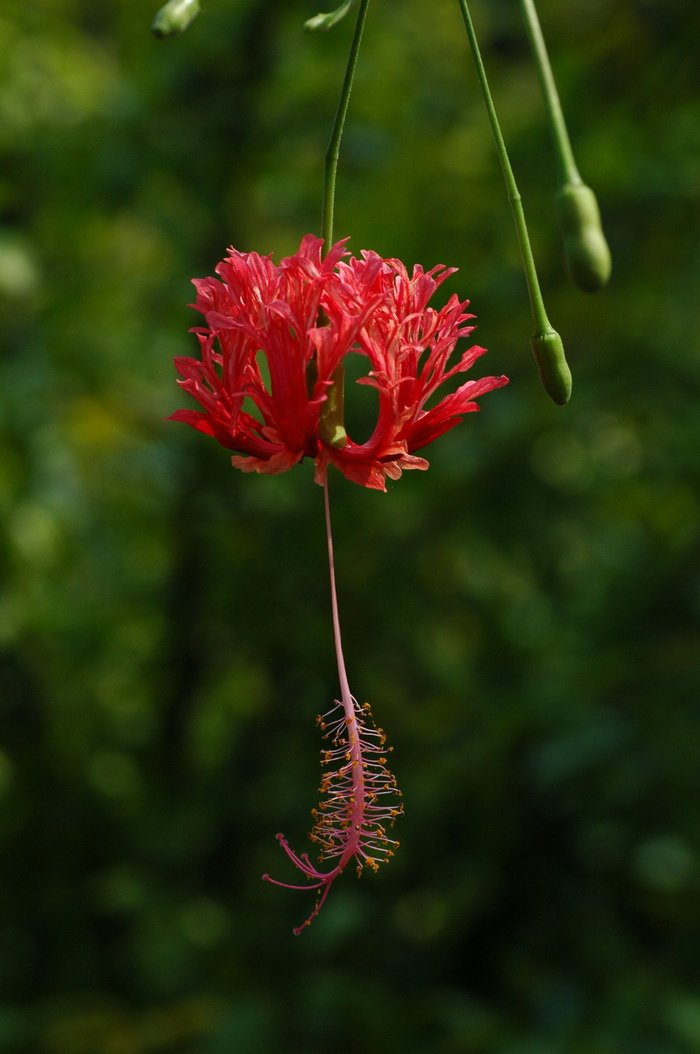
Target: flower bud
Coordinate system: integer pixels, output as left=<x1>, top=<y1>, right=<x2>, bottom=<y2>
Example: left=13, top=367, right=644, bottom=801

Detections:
left=531, top=329, right=571, bottom=405
left=556, top=182, right=612, bottom=293
left=151, top=0, right=201, bottom=39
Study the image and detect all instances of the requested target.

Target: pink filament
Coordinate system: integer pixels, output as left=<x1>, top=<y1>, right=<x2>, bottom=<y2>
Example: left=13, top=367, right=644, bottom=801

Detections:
left=262, top=478, right=402, bottom=934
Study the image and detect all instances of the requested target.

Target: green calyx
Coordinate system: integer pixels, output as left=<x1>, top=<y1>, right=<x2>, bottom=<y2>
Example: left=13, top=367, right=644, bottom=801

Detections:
left=305, top=0, right=357, bottom=34
left=318, top=364, right=348, bottom=449
left=531, top=330, right=572, bottom=406
left=557, top=182, right=612, bottom=293
left=151, top=0, right=201, bottom=39
left=307, top=358, right=348, bottom=450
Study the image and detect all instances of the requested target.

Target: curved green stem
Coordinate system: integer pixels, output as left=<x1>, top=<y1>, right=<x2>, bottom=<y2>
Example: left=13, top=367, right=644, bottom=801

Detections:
left=317, top=0, right=371, bottom=444
left=321, top=0, right=371, bottom=251
left=455, top=0, right=571, bottom=403
left=520, top=0, right=611, bottom=293
left=519, top=0, right=580, bottom=186
left=456, top=0, right=548, bottom=332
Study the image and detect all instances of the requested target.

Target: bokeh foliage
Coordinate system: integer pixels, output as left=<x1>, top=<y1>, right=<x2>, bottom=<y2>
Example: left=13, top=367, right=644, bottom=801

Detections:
left=1, top=0, right=700, bottom=1051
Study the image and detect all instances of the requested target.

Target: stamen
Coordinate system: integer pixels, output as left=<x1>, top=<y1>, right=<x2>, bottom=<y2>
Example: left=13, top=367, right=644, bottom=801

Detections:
left=263, top=696, right=403, bottom=933
left=262, top=478, right=402, bottom=933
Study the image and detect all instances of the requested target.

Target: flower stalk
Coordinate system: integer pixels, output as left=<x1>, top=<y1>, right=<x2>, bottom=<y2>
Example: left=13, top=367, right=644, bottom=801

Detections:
left=321, top=0, right=371, bottom=251
left=317, top=0, right=371, bottom=446
left=518, top=0, right=579, bottom=187
left=455, top=0, right=571, bottom=405
left=518, top=0, right=611, bottom=292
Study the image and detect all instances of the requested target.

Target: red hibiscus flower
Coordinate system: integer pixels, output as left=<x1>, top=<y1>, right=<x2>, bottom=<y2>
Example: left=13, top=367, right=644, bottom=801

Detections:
left=169, top=235, right=508, bottom=490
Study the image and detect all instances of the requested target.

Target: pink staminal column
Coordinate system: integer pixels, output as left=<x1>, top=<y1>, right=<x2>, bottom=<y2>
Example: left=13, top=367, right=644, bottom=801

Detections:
left=262, top=479, right=403, bottom=933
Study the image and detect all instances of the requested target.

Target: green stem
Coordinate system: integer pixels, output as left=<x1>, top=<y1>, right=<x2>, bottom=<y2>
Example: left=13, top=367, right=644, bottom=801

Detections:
left=321, top=0, right=371, bottom=252
left=317, top=0, right=371, bottom=446
left=455, top=0, right=571, bottom=404
left=519, top=0, right=611, bottom=293
left=519, top=0, right=580, bottom=186
left=456, top=0, right=548, bottom=333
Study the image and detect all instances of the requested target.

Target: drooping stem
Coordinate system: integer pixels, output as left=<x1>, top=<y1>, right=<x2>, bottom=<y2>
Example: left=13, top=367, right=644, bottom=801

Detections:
left=455, top=0, right=571, bottom=404
left=518, top=0, right=580, bottom=186
left=316, top=1, right=370, bottom=446
left=455, top=0, right=548, bottom=332
left=321, top=0, right=371, bottom=251
left=519, top=0, right=612, bottom=294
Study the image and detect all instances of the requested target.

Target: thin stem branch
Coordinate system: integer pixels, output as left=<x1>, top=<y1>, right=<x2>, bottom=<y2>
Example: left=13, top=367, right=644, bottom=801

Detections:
left=455, top=0, right=551, bottom=335
left=318, top=1, right=370, bottom=445
left=519, top=0, right=580, bottom=185
left=321, top=0, right=372, bottom=252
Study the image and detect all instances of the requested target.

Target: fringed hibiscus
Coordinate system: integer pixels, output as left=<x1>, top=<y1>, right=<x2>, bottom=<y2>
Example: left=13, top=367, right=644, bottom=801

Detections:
left=169, top=234, right=508, bottom=491
left=170, top=235, right=508, bottom=932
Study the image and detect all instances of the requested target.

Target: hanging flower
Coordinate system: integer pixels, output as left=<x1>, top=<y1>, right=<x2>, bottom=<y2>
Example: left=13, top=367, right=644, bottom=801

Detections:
left=169, top=234, right=509, bottom=933
left=169, top=234, right=508, bottom=490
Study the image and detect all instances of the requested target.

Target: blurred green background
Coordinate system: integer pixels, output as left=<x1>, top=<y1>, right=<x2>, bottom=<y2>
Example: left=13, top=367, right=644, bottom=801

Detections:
left=1, top=0, right=699, bottom=1051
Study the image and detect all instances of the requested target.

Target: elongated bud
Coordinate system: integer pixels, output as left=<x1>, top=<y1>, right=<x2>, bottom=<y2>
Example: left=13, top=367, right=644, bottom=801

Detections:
left=531, top=329, right=571, bottom=405
left=304, top=0, right=356, bottom=33
left=151, top=0, right=201, bottom=39
left=556, top=182, right=611, bottom=293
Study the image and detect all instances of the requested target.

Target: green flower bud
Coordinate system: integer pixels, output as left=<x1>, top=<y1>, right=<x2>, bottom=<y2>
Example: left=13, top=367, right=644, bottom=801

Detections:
left=531, top=329, right=572, bottom=406
left=304, top=0, right=356, bottom=34
left=151, top=0, right=201, bottom=39
left=556, top=182, right=612, bottom=293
